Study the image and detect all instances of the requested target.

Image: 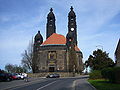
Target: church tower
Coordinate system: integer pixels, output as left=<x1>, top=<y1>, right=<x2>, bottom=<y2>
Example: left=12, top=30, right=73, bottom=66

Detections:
left=68, top=6, right=77, bottom=45
left=34, top=31, right=43, bottom=52
left=46, top=8, right=56, bottom=39
left=33, top=31, right=43, bottom=73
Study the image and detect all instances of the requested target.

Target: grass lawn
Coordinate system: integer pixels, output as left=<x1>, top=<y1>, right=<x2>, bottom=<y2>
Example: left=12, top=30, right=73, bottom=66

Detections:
left=88, top=79, right=120, bottom=90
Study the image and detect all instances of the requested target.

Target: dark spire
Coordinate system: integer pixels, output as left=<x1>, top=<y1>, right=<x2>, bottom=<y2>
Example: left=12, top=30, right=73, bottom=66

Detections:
left=68, top=6, right=75, bottom=16
left=50, top=8, right=53, bottom=12
left=38, top=31, right=40, bottom=34
left=68, top=6, right=77, bottom=45
left=47, top=8, right=55, bottom=18
left=46, top=8, right=56, bottom=39
left=34, top=30, right=43, bottom=44
left=70, top=6, right=73, bottom=11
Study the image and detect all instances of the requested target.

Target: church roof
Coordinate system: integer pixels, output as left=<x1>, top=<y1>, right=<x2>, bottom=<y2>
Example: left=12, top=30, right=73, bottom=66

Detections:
left=42, top=33, right=66, bottom=45
left=75, top=46, right=80, bottom=51
left=42, top=33, right=80, bottom=51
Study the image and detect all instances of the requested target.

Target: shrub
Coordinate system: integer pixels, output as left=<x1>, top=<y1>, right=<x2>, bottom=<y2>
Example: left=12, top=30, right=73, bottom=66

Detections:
left=113, top=67, right=120, bottom=83
left=101, top=67, right=113, bottom=81
left=89, top=70, right=102, bottom=79
left=101, top=67, right=120, bottom=83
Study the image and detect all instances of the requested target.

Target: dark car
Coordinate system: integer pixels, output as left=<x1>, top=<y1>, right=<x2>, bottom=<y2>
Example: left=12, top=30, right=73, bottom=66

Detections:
left=46, top=73, right=60, bottom=78
left=0, top=73, right=13, bottom=81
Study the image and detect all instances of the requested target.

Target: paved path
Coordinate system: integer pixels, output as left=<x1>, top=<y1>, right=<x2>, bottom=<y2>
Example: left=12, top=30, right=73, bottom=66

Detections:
left=74, top=78, right=96, bottom=90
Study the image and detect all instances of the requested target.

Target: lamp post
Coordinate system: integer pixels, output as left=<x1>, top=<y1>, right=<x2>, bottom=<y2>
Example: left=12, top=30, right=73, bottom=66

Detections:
left=96, top=45, right=103, bottom=51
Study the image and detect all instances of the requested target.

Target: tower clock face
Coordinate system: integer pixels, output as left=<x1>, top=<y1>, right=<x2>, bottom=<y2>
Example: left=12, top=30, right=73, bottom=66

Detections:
left=71, top=28, right=74, bottom=31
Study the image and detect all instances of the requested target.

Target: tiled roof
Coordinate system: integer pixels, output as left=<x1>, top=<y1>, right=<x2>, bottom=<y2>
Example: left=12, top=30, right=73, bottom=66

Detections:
left=42, top=33, right=80, bottom=51
left=75, top=46, right=80, bottom=51
left=42, top=33, right=66, bottom=45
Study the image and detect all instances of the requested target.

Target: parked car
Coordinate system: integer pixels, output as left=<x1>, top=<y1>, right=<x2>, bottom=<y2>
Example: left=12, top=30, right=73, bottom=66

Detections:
left=46, top=73, right=60, bottom=78
left=20, top=73, right=27, bottom=80
left=16, top=73, right=23, bottom=79
left=11, top=73, right=18, bottom=80
left=11, top=73, right=25, bottom=80
left=0, top=73, right=13, bottom=81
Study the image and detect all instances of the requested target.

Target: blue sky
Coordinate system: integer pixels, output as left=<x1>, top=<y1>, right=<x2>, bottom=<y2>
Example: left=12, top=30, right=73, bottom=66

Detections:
left=0, top=0, right=120, bottom=70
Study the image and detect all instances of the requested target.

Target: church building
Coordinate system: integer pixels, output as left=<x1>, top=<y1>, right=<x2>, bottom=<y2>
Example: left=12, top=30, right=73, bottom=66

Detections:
left=32, top=7, right=83, bottom=73
left=115, top=39, right=120, bottom=67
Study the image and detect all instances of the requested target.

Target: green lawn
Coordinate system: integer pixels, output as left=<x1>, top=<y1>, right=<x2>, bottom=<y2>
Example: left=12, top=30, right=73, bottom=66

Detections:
left=88, top=79, right=120, bottom=90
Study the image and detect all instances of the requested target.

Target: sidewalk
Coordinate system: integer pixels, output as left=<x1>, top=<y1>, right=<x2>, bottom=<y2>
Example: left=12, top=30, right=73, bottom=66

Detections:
left=74, top=78, right=96, bottom=90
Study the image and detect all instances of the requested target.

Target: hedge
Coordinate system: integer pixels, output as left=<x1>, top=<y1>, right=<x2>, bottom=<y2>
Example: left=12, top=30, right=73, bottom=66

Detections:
left=101, top=67, right=120, bottom=83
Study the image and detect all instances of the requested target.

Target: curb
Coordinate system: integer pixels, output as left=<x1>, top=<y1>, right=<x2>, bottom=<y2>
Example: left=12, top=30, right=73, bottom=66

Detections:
left=87, top=81, right=96, bottom=90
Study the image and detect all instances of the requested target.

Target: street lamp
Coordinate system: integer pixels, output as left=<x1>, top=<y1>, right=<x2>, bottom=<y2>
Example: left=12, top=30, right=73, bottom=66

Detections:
left=96, top=45, right=103, bottom=51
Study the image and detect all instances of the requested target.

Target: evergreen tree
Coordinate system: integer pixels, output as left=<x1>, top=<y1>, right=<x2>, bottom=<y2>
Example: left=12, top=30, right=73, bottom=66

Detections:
left=86, top=49, right=114, bottom=70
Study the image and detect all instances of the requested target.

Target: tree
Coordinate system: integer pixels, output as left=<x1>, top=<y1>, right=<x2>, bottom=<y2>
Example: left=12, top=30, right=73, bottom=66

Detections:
left=0, top=69, right=6, bottom=73
left=21, top=39, right=33, bottom=72
left=5, top=64, right=14, bottom=73
left=5, top=64, right=27, bottom=73
left=86, top=49, right=114, bottom=70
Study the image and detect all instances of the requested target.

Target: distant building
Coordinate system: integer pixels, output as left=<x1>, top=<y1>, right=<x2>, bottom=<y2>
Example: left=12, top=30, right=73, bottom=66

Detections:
left=32, top=7, right=83, bottom=73
left=115, top=39, right=120, bottom=66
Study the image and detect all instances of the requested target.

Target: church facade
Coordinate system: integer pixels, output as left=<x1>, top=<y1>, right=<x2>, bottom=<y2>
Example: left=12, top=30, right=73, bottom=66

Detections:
left=115, top=39, right=120, bottom=67
left=32, top=7, right=83, bottom=73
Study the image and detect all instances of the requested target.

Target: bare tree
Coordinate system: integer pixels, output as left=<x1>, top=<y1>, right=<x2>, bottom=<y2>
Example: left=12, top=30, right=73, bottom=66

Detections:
left=21, top=38, right=33, bottom=71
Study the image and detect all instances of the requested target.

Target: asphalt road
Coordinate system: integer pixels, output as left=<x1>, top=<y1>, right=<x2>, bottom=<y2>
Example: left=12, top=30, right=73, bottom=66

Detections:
left=0, top=76, right=96, bottom=90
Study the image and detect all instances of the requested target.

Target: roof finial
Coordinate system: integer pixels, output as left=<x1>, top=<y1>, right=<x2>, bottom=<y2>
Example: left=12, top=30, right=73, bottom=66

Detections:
left=70, top=6, right=73, bottom=11
left=50, top=8, right=53, bottom=12
left=38, top=31, right=40, bottom=34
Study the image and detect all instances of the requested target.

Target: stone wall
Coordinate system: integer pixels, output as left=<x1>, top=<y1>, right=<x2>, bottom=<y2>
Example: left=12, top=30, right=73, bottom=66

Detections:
left=28, top=72, right=81, bottom=77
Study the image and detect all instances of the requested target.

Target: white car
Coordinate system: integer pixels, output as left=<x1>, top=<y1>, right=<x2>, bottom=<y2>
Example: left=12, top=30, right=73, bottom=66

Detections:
left=15, top=73, right=25, bottom=79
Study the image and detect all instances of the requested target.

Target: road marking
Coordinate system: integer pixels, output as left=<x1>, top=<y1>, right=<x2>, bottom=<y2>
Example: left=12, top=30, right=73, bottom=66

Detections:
left=36, top=81, right=57, bottom=90
left=72, top=80, right=76, bottom=90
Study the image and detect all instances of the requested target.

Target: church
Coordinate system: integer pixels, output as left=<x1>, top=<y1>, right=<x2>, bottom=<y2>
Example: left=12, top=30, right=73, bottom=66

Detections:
left=32, top=7, right=83, bottom=73
left=115, top=39, right=120, bottom=67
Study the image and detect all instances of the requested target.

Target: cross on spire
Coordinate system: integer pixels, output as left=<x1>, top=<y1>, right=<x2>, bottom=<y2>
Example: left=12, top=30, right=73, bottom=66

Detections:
left=50, top=8, right=53, bottom=12
left=70, top=6, right=73, bottom=11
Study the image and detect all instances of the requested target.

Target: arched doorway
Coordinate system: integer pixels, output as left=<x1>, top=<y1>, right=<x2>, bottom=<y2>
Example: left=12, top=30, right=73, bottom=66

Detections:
left=49, top=66, right=55, bottom=72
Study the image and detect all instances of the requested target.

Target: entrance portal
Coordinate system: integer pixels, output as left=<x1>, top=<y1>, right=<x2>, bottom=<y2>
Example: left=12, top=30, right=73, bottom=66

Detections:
left=49, top=67, right=55, bottom=72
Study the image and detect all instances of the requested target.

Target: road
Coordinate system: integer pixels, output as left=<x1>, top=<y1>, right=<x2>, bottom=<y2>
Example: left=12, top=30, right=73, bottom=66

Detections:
left=0, top=76, right=96, bottom=90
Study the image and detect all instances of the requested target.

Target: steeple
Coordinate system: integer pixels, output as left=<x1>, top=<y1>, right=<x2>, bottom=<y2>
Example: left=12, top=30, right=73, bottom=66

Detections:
left=70, top=6, right=73, bottom=11
left=34, top=31, right=43, bottom=44
left=46, top=8, right=56, bottom=39
left=34, top=31, right=43, bottom=52
left=68, top=6, right=77, bottom=45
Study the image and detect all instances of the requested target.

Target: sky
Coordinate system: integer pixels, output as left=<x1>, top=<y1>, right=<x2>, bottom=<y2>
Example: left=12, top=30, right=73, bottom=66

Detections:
left=0, top=0, right=120, bottom=70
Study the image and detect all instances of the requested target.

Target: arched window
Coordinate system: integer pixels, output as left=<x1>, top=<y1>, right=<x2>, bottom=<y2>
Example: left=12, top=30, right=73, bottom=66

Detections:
left=48, top=51, right=56, bottom=59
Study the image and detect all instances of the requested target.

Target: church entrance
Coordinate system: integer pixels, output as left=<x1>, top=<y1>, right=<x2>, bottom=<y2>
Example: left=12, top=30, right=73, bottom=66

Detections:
left=49, top=67, right=55, bottom=72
